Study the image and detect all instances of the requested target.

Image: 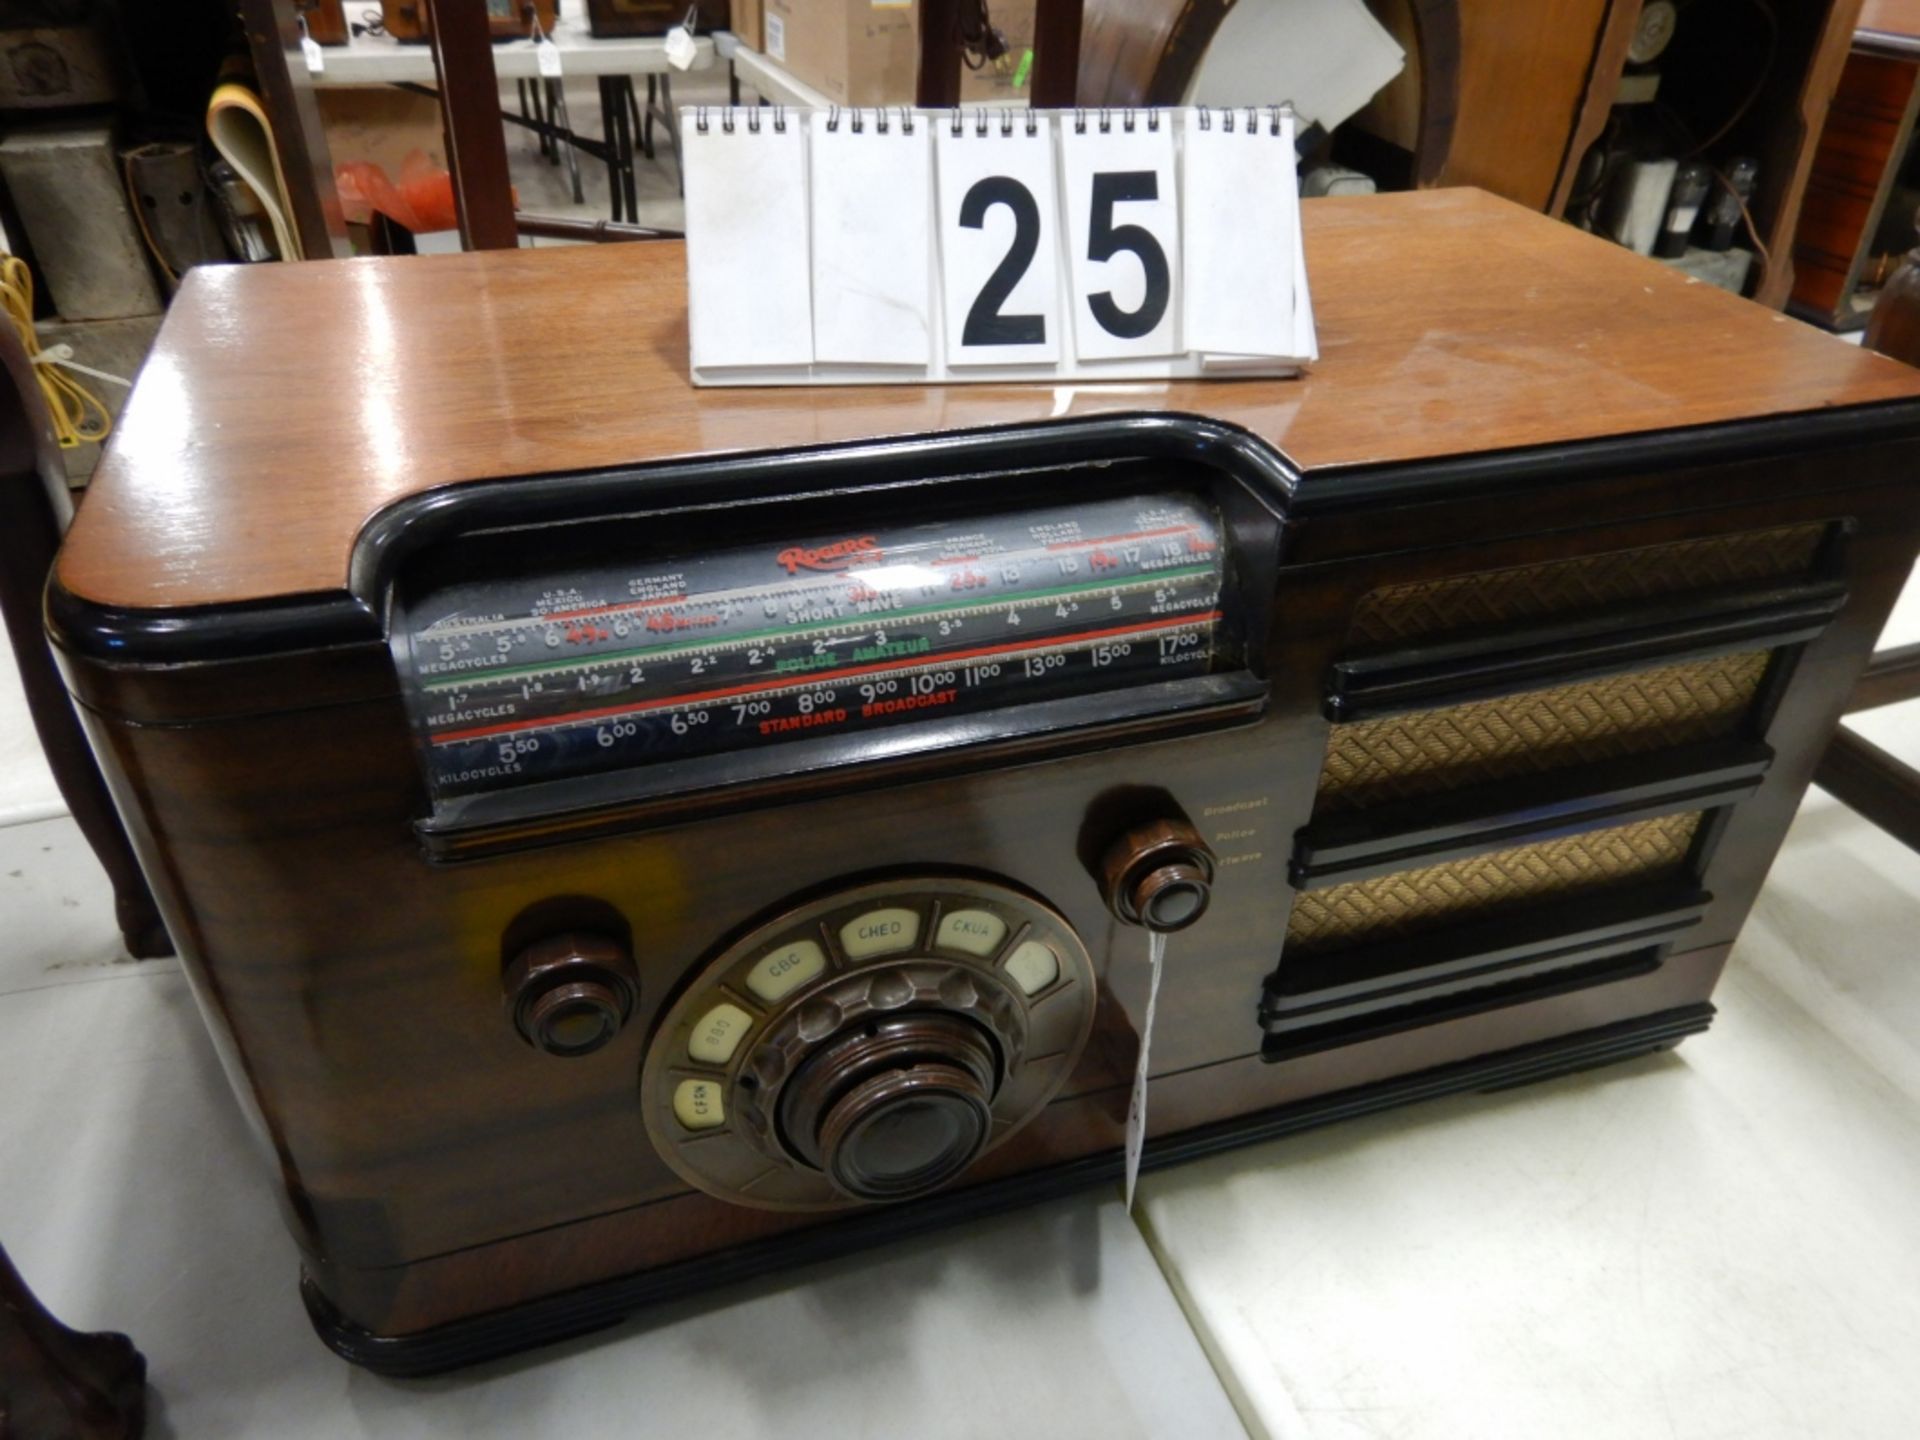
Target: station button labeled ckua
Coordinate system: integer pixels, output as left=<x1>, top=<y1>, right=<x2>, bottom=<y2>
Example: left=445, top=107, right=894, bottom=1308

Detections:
left=935, top=908, right=1008, bottom=957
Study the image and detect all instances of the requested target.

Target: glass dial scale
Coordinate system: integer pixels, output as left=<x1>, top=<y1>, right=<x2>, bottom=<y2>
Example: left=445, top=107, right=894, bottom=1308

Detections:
left=396, top=492, right=1230, bottom=810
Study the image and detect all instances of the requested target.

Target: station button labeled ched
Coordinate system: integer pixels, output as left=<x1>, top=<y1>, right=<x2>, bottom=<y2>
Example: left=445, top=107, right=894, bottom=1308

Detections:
left=839, top=907, right=921, bottom=959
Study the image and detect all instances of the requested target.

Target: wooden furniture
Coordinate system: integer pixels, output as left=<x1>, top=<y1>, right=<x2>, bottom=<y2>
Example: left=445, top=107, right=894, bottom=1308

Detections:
left=586, top=0, right=728, bottom=38
left=296, top=0, right=348, bottom=46
left=0, top=328, right=168, bottom=960
left=919, top=0, right=1085, bottom=108
left=238, top=0, right=349, bottom=261
left=50, top=189, right=1920, bottom=1373
left=1789, top=2, right=1920, bottom=328
left=1814, top=219, right=1920, bottom=847
left=380, top=0, right=559, bottom=44
left=424, top=0, right=516, bottom=249
left=0, top=1245, right=145, bottom=1440
left=1233, top=0, right=1861, bottom=309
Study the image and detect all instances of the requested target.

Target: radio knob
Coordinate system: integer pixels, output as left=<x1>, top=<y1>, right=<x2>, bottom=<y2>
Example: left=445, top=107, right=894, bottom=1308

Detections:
left=503, top=933, right=639, bottom=1057
left=778, top=1013, right=999, bottom=1202
left=1102, top=818, right=1217, bottom=933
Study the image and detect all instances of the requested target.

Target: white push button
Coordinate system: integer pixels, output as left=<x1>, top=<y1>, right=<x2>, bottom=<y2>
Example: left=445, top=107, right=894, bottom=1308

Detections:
left=745, top=939, right=826, bottom=1002
left=688, top=1002, right=754, bottom=1065
left=936, top=908, right=1008, bottom=957
left=1004, top=940, right=1060, bottom=996
left=673, top=1078, right=726, bottom=1130
left=840, top=907, right=921, bottom=959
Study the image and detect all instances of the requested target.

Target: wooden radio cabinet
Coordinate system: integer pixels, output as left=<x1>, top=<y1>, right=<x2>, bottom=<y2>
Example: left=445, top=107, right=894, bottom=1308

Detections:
left=49, top=188, right=1920, bottom=1372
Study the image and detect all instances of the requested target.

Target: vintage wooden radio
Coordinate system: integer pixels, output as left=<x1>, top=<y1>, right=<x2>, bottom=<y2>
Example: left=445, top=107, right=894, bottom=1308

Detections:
left=380, top=0, right=559, bottom=43
left=295, top=0, right=349, bottom=46
left=50, top=191, right=1920, bottom=1373
left=585, top=0, right=728, bottom=39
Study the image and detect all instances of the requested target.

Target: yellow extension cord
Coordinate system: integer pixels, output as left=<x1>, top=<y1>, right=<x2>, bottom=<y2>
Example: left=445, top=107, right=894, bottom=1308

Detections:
left=0, top=254, right=112, bottom=449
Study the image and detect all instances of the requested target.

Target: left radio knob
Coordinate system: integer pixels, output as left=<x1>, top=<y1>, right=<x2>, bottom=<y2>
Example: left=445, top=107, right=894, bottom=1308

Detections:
left=503, top=933, right=639, bottom=1057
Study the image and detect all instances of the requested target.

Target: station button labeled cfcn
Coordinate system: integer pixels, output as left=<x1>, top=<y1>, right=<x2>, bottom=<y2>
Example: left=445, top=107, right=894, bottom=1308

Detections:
left=673, top=1078, right=727, bottom=1130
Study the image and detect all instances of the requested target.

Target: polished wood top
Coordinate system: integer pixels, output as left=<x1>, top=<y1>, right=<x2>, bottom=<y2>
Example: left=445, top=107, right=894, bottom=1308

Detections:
left=59, top=187, right=1920, bottom=611
left=1858, top=0, right=1920, bottom=49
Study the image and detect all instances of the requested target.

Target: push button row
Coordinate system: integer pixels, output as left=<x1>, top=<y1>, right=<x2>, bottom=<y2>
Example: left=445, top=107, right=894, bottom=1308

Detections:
left=685, top=903, right=1062, bottom=1075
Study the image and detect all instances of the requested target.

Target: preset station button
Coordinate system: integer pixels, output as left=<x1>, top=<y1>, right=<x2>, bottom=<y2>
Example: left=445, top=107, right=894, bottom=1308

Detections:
left=1004, top=940, right=1061, bottom=996
left=935, top=909, right=1008, bottom=957
left=688, top=1002, right=754, bottom=1065
left=840, top=907, right=922, bottom=960
left=673, top=1078, right=727, bottom=1130
left=744, top=939, right=827, bottom=1002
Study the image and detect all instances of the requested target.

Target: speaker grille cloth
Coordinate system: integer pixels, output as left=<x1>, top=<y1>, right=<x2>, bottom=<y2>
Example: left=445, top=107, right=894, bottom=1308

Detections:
left=1286, top=812, right=1703, bottom=954
left=1315, top=651, right=1770, bottom=812
left=1345, top=525, right=1825, bottom=647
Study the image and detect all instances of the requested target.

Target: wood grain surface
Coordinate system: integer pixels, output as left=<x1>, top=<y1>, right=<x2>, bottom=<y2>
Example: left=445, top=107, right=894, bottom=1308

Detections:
left=58, top=188, right=1920, bottom=613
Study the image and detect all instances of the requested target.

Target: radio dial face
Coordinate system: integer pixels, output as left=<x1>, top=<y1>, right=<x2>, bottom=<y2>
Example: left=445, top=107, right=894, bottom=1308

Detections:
left=640, top=877, right=1098, bottom=1211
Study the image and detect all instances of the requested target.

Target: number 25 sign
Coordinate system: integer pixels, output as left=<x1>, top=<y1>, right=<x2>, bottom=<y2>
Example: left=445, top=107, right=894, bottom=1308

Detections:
left=681, top=106, right=1316, bottom=386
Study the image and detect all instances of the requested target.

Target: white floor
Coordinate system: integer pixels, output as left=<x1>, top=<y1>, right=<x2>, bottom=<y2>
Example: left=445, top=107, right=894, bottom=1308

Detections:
left=6, top=585, right=1920, bottom=1437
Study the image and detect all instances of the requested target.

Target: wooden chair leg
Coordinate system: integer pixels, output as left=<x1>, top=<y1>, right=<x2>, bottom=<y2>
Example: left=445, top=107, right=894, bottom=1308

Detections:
left=0, top=1243, right=146, bottom=1440
left=0, top=346, right=171, bottom=960
left=1814, top=727, right=1920, bottom=852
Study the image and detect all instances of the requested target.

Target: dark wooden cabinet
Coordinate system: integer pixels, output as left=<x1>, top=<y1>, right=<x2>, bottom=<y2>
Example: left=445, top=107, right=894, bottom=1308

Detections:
left=49, top=189, right=1920, bottom=1373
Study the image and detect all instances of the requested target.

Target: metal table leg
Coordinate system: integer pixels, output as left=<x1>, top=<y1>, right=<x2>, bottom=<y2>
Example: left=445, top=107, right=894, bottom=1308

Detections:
left=639, top=72, right=684, bottom=198
left=546, top=76, right=584, bottom=202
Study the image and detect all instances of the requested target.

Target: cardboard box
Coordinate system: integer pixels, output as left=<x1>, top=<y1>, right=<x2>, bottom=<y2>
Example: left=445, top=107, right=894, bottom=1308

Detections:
left=957, top=0, right=1033, bottom=105
left=764, top=0, right=917, bottom=107
left=732, top=0, right=763, bottom=49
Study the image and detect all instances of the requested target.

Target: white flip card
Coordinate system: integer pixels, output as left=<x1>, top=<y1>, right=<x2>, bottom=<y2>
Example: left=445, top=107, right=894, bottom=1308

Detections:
left=808, top=110, right=933, bottom=366
left=1181, top=107, right=1314, bottom=362
left=1124, top=929, right=1166, bottom=1213
left=682, top=108, right=814, bottom=370
left=936, top=114, right=1062, bottom=366
left=1059, top=113, right=1180, bottom=360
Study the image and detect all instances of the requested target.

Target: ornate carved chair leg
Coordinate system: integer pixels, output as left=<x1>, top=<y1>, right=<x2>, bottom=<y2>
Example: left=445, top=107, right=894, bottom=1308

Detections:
left=0, top=1243, right=146, bottom=1440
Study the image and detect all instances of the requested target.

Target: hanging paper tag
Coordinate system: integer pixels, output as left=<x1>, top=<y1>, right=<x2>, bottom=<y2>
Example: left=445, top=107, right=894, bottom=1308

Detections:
left=1123, top=929, right=1165, bottom=1212
left=299, top=18, right=324, bottom=75
left=665, top=24, right=698, bottom=70
left=536, top=37, right=563, bottom=78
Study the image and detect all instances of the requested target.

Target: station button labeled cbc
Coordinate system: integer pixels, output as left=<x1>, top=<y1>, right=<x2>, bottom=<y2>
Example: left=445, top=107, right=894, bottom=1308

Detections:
left=745, top=939, right=827, bottom=1002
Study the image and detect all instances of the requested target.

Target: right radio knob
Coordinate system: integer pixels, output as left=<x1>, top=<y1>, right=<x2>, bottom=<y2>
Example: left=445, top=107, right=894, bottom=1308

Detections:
left=1103, top=818, right=1217, bottom=933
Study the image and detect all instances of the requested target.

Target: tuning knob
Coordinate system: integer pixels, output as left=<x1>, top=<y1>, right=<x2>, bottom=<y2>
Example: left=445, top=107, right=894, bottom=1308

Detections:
left=777, top=1013, right=1000, bottom=1202
left=503, top=933, right=638, bottom=1057
left=1102, top=818, right=1216, bottom=933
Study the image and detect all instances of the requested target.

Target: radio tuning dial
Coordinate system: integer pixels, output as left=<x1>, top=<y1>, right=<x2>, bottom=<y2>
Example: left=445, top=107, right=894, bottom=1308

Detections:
left=1103, top=818, right=1217, bottom=933
left=780, top=1013, right=999, bottom=1202
left=504, top=933, right=639, bottom=1057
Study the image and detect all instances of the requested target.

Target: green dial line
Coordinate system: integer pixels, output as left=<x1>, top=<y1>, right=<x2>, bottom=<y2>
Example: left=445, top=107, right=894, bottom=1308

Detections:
left=421, top=563, right=1216, bottom=691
